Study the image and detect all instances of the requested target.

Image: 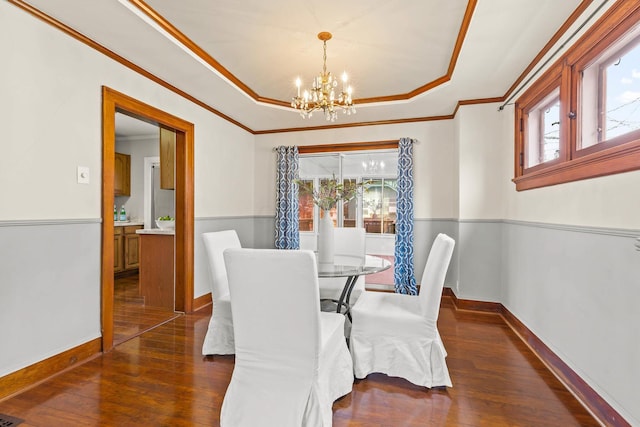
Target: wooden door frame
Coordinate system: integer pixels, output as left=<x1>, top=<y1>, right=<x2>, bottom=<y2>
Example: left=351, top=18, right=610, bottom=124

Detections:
left=101, top=86, right=194, bottom=352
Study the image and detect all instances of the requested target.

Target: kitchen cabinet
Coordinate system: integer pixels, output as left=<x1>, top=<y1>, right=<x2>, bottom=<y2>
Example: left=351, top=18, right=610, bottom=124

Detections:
left=114, top=152, right=131, bottom=196
left=114, top=227, right=124, bottom=273
left=114, top=225, right=142, bottom=275
left=159, top=128, right=175, bottom=190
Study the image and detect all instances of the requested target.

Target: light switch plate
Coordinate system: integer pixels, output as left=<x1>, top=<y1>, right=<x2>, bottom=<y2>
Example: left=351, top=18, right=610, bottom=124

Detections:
left=77, top=166, right=90, bottom=184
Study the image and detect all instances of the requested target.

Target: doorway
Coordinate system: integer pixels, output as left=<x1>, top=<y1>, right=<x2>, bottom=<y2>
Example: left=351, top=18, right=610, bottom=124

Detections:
left=101, top=86, right=194, bottom=352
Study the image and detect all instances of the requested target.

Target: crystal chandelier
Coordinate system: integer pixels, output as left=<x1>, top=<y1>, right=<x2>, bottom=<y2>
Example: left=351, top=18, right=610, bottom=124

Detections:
left=291, top=32, right=356, bottom=122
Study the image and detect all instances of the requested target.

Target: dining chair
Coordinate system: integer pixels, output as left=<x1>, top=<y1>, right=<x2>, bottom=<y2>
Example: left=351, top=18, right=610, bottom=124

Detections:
left=221, top=248, right=353, bottom=427
left=349, top=233, right=455, bottom=388
left=319, top=227, right=367, bottom=306
left=201, top=230, right=241, bottom=356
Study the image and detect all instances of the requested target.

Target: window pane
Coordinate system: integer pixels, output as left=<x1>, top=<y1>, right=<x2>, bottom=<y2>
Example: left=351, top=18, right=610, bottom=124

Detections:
left=342, top=178, right=357, bottom=228
left=363, top=179, right=382, bottom=234
left=342, top=151, right=397, bottom=176
left=526, top=87, right=560, bottom=168
left=298, top=179, right=314, bottom=231
left=382, top=179, right=397, bottom=234
left=602, top=38, right=640, bottom=141
left=581, top=26, right=640, bottom=149
left=541, top=100, right=561, bottom=162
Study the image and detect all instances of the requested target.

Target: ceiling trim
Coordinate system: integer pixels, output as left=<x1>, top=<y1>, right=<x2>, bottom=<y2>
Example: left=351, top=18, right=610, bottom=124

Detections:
left=6, top=0, right=254, bottom=134
left=126, top=0, right=478, bottom=107
left=256, top=96, right=506, bottom=135
left=8, top=0, right=595, bottom=135
left=254, top=115, right=455, bottom=135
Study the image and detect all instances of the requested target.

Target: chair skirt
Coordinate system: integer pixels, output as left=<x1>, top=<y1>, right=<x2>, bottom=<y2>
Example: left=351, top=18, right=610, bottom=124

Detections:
left=350, top=291, right=452, bottom=388
left=201, top=295, right=234, bottom=355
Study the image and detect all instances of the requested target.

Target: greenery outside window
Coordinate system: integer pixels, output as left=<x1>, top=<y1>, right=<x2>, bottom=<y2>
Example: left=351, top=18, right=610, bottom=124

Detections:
left=513, top=1, right=640, bottom=191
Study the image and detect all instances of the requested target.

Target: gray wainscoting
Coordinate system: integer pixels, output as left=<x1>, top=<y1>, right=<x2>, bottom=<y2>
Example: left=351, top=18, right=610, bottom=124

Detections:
left=0, top=219, right=101, bottom=377
left=501, top=220, right=640, bottom=425
left=413, top=219, right=459, bottom=287
left=456, top=220, right=503, bottom=301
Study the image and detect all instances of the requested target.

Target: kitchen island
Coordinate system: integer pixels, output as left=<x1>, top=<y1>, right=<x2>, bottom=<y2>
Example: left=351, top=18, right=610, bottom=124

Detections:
left=136, top=228, right=175, bottom=310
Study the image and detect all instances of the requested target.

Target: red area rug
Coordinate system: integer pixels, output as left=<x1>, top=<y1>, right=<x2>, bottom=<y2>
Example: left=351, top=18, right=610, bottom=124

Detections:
left=366, top=255, right=394, bottom=285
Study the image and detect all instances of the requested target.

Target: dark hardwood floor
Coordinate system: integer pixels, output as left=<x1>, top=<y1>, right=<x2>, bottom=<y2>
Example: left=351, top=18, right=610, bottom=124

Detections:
left=0, top=297, right=598, bottom=426
left=113, top=273, right=181, bottom=346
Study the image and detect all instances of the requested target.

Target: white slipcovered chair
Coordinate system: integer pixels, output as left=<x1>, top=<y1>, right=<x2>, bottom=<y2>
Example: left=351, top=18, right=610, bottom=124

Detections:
left=319, top=227, right=367, bottom=307
left=201, top=230, right=241, bottom=356
left=221, top=248, right=353, bottom=427
left=349, top=233, right=455, bottom=388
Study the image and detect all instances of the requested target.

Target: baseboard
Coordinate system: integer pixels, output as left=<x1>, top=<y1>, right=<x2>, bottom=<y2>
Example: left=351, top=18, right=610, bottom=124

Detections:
left=0, top=337, right=102, bottom=401
left=442, top=288, right=502, bottom=313
left=500, top=307, right=629, bottom=427
left=443, top=289, right=629, bottom=427
left=193, top=292, right=212, bottom=311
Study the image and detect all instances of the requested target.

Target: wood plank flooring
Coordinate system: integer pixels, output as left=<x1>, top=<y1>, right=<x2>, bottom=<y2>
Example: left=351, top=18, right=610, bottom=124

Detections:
left=0, top=297, right=598, bottom=426
left=113, top=273, right=181, bottom=345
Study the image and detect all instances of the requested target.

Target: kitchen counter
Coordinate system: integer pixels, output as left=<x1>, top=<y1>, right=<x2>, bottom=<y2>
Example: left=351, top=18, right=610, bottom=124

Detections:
left=115, top=221, right=144, bottom=227
left=136, top=228, right=175, bottom=235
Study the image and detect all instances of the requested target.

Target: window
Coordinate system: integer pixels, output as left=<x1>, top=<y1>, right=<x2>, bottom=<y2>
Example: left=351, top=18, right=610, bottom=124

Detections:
left=298, top=150, right=398, bottom=234
left=514, top=1, right=640, bottom=190
left=579, top=31, right=640, bottom=152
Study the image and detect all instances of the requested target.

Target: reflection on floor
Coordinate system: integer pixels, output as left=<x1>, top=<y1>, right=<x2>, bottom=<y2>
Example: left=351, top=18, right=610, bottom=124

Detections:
left=113, top=273, right=181, bottom=346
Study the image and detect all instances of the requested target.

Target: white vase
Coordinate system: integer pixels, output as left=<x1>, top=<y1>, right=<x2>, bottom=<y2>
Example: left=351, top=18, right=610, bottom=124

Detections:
left=317, top=209, right=335, bottom=264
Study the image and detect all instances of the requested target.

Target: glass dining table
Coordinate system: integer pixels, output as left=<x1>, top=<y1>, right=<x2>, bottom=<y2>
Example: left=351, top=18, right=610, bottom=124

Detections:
left=316, top=254, right=391, bottom=319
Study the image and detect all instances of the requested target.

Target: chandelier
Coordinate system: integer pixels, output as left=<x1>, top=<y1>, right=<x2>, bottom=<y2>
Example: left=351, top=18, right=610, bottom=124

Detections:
left=291, top=32, right=356, bottom=122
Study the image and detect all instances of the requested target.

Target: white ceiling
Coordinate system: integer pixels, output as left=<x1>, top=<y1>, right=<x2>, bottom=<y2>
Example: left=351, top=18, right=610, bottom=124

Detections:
left=19, top=0, right=596, bottom=133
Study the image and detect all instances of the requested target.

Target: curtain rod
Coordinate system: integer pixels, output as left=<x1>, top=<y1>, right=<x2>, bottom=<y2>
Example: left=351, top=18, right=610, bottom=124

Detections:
left=498, top=0, right=610, bottom=111
left=272, top=140, right=401, bottom=152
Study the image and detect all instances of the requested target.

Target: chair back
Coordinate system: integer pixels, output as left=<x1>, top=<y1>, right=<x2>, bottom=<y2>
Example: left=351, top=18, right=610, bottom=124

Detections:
left=334, top=227, right=366, bottom=263
left=202, top=230, right=241, bottom=299
left=223, top=248, right=322, bottom=424
left=224, top=248, right=321, bottom=373
left=418, top=234, right=455, bottom=320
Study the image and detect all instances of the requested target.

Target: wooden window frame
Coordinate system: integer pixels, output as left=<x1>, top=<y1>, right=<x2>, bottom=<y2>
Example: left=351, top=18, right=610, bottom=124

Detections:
left=513, top=0, right=640, bottom=191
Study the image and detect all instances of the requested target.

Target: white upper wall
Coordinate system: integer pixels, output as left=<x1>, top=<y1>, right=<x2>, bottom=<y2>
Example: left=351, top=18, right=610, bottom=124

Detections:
left=457, top=103, right=507, bottom=220
left=254, top=121, right=457, bottom=220
left=0, top=2, right=255, bottom=222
